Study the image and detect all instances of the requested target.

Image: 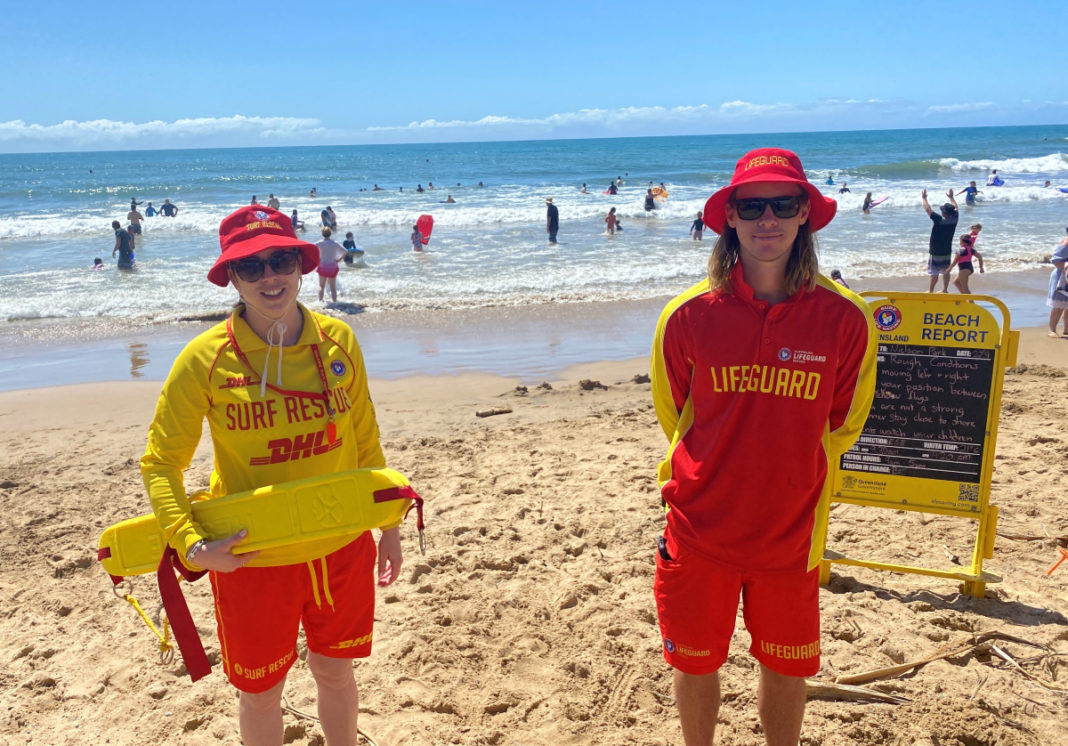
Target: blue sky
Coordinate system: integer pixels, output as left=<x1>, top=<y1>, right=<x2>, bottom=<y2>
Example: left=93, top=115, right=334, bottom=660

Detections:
left=1, top=0, right=1065, bottom=152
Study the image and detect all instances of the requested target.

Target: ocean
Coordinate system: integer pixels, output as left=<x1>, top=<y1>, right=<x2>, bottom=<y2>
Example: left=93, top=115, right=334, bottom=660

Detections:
left=0, top=125, right=1065, bottom=387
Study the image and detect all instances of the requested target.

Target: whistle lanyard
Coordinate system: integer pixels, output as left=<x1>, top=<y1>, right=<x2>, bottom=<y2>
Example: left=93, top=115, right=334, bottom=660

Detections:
left=226, top=317, right=337, bottom=443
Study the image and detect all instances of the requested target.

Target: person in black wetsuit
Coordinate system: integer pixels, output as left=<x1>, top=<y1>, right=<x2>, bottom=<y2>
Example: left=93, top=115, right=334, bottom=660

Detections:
left=545, top=197, right=559, bottom=244
left=111, top=220, right=134, bottom=269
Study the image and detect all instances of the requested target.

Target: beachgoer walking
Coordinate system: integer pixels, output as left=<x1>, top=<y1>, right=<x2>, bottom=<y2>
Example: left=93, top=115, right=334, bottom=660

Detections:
left=111, top=220, right=134, bottom=269
left=606, top=207, right=617, bottom=235
left=921, top=188, right=958, bottom=293
left=950, top=234, right=984, bottom=294
left=690, top=212, right=704, bottom=241
left=1047, top=228, right=1068, bottom=337
left=546, top=198, right=559, bottom=244
left=127, top=205, right=144, bottom=241
left=140, top=205, right=403, bottom=746
left=651, top=147, right=876, bottom=746
left=316, top=227, right=346, bottom=302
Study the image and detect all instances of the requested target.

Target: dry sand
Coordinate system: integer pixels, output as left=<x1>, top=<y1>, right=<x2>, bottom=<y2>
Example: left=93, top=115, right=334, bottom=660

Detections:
left=1, top=331, right=1066, bottom=745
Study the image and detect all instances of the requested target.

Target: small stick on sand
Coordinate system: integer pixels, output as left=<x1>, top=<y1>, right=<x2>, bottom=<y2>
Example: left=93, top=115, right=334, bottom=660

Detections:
left=476, top=407, right=513, bottom=418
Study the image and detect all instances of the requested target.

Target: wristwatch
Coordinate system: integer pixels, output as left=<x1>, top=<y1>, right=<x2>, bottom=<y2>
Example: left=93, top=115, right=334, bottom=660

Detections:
left=186, top=539, right=208, bottom=565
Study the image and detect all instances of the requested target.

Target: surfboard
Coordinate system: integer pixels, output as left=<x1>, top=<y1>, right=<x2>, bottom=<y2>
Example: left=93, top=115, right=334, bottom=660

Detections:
left=869, top=196, right=889, bottom=207
left=1059, top=188, right=1068, bottom=194
left=97, top=467, right=421, bottom=579
left=990, top=178, right=1004, bottom=187
left=417, top=214, right=433, bottom=245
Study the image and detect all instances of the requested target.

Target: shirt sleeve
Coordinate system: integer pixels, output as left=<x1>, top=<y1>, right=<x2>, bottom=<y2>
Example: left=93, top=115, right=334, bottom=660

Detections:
left=651, top=286, right=704, bottom=441
left=826, top=295, right=878, bottom=457
left=140, top=344, right=212, bottom=559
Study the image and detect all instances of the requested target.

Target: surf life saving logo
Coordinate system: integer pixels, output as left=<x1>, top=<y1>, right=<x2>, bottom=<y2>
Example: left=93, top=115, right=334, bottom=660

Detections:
left=874, top=304, right=902, bottom=332
left=663, top=638, right=676, bottom=654
left=778, top=348, right=792, bottom=362
left=330, top=360, right=346, bottom=377
left=255, top=210, right=270, bottom=220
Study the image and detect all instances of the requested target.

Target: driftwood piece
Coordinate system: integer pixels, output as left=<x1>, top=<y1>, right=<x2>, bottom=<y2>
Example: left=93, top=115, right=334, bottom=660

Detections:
left=475, top=407, right=513, bottom=418
left=836, top=630, right=1049, bottom=685
left=805, top=680, right=910, bottom=704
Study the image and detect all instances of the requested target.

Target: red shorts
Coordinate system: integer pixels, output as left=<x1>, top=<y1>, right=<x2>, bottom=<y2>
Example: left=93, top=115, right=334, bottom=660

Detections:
left=317, top=263, right=339, bottom=278
left=210, top=532, right=376, bottom=693
left=653, top=532, right=821, bottom=677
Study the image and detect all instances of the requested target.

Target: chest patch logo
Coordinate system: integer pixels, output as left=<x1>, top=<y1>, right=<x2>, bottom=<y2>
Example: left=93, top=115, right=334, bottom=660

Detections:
left=778, top=347, right=792, bottom=362
left=330, top=360, right=346, bottom=377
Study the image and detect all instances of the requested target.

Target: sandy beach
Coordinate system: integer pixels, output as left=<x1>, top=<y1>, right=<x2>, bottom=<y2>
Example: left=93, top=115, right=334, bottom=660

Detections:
left=1, top=316, right=1066, bottom=745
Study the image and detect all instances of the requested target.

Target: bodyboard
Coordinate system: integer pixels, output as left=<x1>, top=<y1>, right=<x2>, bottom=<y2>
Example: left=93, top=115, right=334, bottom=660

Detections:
left=417, top=214, right=434, bottom=245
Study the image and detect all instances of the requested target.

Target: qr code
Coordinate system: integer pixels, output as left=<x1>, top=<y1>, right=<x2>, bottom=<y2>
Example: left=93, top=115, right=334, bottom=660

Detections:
left=958, top=484, right=979, bottom=503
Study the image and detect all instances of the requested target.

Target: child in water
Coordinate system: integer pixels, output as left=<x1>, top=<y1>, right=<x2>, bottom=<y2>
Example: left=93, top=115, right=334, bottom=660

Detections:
left=342, top=231, right=366, bottom=266
left=411, top=225, right=424, bottom=252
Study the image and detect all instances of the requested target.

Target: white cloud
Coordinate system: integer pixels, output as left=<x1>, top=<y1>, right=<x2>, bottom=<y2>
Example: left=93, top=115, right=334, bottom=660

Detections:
left=1, top=97, right=1065, bottom=152
left=0, top=115, right=324, bottom=147
left=925, top=102, right=994, bottom=114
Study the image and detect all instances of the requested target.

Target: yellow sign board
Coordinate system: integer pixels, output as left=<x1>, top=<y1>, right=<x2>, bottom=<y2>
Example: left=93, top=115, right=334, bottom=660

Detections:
left=820, top=292, right=1018, bottom=597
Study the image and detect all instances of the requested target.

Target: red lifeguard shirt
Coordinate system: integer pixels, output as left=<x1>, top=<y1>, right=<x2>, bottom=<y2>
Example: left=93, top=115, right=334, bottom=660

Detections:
left=651, top=264, right=877, bottom=574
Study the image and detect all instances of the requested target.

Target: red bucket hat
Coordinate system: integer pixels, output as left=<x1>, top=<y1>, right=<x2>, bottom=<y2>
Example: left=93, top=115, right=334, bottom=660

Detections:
left=702, top=148, right=837, bottom=235
left=207, top=205, right=319, bottom=287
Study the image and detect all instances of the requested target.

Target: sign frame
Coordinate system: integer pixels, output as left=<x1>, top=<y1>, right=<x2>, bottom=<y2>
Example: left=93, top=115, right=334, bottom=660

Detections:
left=818, top=292, right=1018, bottom=598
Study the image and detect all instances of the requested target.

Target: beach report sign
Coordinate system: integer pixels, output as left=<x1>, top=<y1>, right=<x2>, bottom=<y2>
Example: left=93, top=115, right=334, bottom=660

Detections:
left=818, top=293, right=1018, bottom=598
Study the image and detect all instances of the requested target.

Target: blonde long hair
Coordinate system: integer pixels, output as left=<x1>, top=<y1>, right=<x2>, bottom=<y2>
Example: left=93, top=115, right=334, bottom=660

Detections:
left=707, top=214, right=820, bottom=296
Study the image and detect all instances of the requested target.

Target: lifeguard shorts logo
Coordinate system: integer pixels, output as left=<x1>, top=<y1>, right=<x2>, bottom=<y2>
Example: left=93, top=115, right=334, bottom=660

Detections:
left=778, top=347, right=792, bottom=362
left=330, top=360, right=346, bottom=377
left=874, top=305, right=902, bottom=331
left=663, top=638, right=676, bottom=654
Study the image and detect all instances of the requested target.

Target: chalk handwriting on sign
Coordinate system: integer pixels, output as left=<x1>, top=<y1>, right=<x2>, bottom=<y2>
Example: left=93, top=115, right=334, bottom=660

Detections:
left=840, top=344, right=993, bottom=483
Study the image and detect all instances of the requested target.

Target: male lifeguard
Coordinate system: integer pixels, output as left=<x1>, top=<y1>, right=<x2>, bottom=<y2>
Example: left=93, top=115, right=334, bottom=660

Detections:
left=651, top=148, right=877, bottom=745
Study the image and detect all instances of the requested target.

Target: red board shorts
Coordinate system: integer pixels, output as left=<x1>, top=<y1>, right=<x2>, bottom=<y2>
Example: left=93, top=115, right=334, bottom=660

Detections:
left=654, top=532, right=821, bottom=677
left=209, top=531, right=376, bottom=693
left=317, top=263, right=340, bottom=278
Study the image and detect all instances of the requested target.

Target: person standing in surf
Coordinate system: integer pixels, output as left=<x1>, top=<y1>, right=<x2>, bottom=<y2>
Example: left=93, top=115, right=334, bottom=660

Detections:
left=111, top=220, right=134, bottom=269
left=140, top=205, right=404, bottom=746
left=921, top=188, right=958, bottom=293
left=316, top=227, right=346, bottom=302
left=650, top=147, right=877, bottom=746
left=545, top=197, right=559, bottom=244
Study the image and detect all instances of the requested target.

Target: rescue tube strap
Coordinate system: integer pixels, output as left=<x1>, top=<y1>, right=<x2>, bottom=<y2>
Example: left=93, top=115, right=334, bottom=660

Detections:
left=156, top=547, right=211, bottom=682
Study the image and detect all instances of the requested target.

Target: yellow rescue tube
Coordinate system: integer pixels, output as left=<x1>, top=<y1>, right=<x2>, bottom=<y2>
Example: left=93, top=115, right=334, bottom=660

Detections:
left=651, top=186, right=668, bottom=200
left=98, top=467, right=418, bottom=578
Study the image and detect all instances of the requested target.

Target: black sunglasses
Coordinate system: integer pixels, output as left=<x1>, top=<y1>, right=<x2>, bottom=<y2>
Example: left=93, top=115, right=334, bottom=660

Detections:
left=732, top=196, right=803, bottom=221
left=231, top=250, right=301, bottom=282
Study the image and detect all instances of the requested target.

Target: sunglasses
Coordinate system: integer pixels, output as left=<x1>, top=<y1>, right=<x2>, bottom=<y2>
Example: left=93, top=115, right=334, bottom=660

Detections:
left=231, top=250, right=301, bottom=283
left=731, top=195, right=803, bottom=221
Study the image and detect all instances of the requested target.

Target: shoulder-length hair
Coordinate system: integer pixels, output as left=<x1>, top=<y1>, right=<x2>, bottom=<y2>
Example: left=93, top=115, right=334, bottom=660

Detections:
left=707, top=210, right=820, bottom=296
